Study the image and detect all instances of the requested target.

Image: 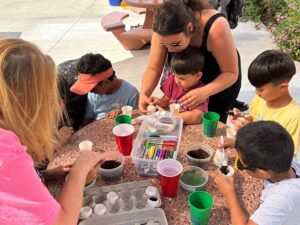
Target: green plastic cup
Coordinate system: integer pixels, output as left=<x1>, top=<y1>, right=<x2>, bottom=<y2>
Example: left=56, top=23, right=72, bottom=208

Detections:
left=202, top=112, right=220, bottom=137
left=188, top=191, right=214, bottom=225
left=115, top=114, right=131, bottom=125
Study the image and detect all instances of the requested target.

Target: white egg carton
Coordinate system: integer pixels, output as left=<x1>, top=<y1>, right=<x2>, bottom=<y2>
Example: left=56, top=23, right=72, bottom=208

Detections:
left=79, top=208, right=167, bottom=225
left=79, top=181, right=167, bottom=224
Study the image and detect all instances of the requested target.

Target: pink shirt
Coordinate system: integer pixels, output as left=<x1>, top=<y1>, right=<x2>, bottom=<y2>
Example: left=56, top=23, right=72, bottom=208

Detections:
left=161, top=74, right=209, bottom=112
left=0, top=128, right=60, bottom=225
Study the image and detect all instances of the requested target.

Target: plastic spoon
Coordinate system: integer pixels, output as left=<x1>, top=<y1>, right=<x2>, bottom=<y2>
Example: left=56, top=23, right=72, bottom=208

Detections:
left=219, top=135, right=228, bottom=174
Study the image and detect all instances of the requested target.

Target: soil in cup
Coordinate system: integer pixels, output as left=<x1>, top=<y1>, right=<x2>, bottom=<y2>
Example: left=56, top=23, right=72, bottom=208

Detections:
left=220, top=165, right=229, bottom=175
left=101, top=160, right=121, bottom=169
left=187, top=149, right=209, bottom=159
left=180, top=172, right=205, bottom=186
left=149, top=197, right=158, bottom=202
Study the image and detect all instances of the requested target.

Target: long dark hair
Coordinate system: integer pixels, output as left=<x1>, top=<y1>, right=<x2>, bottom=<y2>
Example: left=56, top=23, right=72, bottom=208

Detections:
left=153, top=0, right=209, bottom=35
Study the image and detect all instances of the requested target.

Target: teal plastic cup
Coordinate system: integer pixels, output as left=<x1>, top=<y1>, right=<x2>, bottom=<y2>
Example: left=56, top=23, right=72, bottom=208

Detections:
left=202, top=112, right=220, bottom=137
left=188, top=191, right=214, bottom=225
left=115, top=114, right=131, bottom=125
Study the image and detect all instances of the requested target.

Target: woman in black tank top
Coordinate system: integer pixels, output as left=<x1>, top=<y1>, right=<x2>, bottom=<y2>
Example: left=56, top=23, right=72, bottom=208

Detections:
left=139, top=0, right=241, bottom=123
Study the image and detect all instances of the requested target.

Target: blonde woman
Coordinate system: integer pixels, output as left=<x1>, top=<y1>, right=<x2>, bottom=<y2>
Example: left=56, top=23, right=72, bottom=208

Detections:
left=0, top=39, right=104, bottom=224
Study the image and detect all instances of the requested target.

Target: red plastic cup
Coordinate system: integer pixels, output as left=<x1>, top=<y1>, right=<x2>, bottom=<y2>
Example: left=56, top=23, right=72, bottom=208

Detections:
left=157, top=159, right=183, bottom=198
left=112, top=124, right=134, bottom=156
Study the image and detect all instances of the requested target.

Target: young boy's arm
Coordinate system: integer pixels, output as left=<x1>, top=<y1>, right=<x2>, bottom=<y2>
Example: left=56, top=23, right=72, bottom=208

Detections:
left=214, top=172, right=258, bottom=225
left=175, top=109, right=203, bottom=125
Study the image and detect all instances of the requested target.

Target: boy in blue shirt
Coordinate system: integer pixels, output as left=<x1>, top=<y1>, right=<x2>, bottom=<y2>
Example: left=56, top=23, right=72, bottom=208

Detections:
left=215, top=121, right=300, bottom=225
left=71, top=53, right=139, bottom=126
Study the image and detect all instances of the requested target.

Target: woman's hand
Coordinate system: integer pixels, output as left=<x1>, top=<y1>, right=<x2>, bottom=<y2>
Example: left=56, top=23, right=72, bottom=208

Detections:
left=180, top=87, right=209, bottom=109
left=139, top=94, right=151, bottom=114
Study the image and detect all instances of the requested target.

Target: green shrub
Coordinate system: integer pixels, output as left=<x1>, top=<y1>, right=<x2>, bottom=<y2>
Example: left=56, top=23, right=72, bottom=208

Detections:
left=242, top=0, right=300, bottom=61
left=273, top=1, right=300, bottom=60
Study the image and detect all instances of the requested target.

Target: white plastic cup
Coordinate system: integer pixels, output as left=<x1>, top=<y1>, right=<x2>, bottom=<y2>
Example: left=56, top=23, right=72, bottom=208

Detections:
left=80, top=206, right=92, bottom=219
left=79, top=140, right=93, bottom=151
left=121, top=105, right=133, bottom=117
left=94, top=203, right=106, bottom=215
left=169, top=103, right=180, bottom=114
left=220, top=165, right=234, bottom=179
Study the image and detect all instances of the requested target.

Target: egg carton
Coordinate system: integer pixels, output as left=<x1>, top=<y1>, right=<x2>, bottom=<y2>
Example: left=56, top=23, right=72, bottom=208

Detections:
left=79, top=208, right=168, bottom=225
left=80, top=181, right=164, bottom=223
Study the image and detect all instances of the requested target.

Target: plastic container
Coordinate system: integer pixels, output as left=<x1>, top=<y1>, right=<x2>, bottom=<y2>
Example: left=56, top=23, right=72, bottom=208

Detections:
left=180, top=166, right=208, bottom=192
left=186, top=142, right=213, bottom=168
left=79, top=208, right=168, bottom=225
left=131, top=114, right=183, bottom=176
left=108, top=0, right=121, bottom=6
left=99, top=151, right=124, bottom=180
left=81, top=181, right=163, bottom=222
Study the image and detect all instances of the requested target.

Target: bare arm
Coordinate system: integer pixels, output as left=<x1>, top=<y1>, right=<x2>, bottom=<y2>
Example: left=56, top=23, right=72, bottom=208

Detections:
left=214, top=172, right=257, bottom=225
left=139, top=33, right=168, bottom=113
left=202, top=16, right=239, bottom=95
left=175, top=109, right=203, bottom=125
left=180, top=17, right=239, bottom=108
left=53, top=151, right=104, bottom=225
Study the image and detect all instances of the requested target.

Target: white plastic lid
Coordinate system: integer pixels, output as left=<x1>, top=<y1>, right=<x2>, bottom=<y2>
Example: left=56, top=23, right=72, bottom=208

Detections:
left=94, top=203, right=106, bottom=215
left=80, top=206, right=92, bottom=219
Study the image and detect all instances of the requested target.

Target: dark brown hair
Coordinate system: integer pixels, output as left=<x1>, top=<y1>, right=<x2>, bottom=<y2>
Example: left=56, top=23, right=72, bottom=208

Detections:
left=153, top=0, right=210, bottom=35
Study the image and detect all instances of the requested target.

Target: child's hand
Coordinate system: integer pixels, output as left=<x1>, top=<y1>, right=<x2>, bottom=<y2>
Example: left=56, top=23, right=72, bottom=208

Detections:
left=42, top=163, right=73, bottom=181
left=107, top=108, right=122, bottom=119
left=71, top=151, right=105, bottom=175
left=229, top=108, right=253, bottom=130
left=214, top=171, right=235, bottom=198
left=216, top=137, right=236, bottom=148
left=58, top=126, right=74, bottom=146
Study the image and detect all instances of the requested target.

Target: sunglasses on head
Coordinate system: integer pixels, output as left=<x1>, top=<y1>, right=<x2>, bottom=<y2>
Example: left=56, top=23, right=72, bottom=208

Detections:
left=234, top=157, right=258, bottom=172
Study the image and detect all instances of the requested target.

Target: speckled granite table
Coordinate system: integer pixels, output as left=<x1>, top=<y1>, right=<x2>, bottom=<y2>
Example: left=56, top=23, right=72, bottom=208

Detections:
left=48, top=112, right=263, bottom=225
